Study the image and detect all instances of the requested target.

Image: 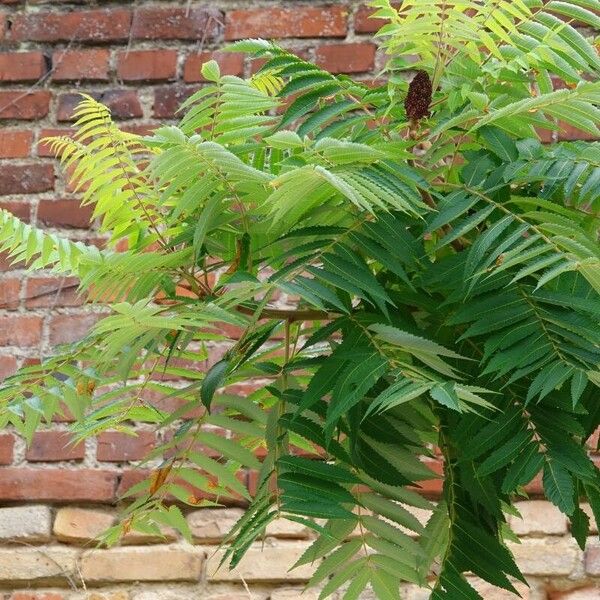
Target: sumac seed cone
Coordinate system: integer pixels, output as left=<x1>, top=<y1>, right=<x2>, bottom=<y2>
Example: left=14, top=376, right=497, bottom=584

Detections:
left=404, top=70, right=432, bottom=121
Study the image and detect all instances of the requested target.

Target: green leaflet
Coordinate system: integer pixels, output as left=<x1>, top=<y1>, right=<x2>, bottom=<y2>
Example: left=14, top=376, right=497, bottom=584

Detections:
left=543, top=459, right=576, bottom=515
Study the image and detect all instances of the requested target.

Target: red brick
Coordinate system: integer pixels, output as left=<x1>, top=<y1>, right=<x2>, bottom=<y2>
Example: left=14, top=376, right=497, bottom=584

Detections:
left=0, top=51, right=47, bottom=82
left=184, top=51, right=244, bottom=82
left=315, top=43, right=377, bottom=74
left=25, top=276, right=82, bottom=309
left=0, top=278, right=20, bottom=309
left=0, top=468, right=117, bottom=502
left=117, top=469, right=150, bottom=497
left=0, top=91, right=51, bottom=120
left=52, top=49, right=110, bottom=82
left=0, top=315, right=42, bottom=346
left=49, top=313, right=101, bottom=345
left=0, top=356, right=17, bottom=381
left=10, top=9, right=132, bottom=42
left=57, top=90, right=142, bottom=121
left=26, top=431, right=85, bottom=462
left=0, top=433, right=14, bottom=464
left=355, top=3, right=401, bottom=33
left=0, top=163, right=54, bottom=195
left=225, top=6, right=348, bottom=40
left=153, top=85, right=198, bottom=119
left=0, top=200, right=30, bottom=221
left=558, top=123, right=600, bottom=142
left=97, top=431, right=156, bottom=462
left=0, top=129, right=33, bottom=158
left=131, top=6, right=222, bottom=40
left=37, top=199, right=93, bottom=228
left=141, top=388, right=204, bottom=420
left=117, top=49, right=178, bottom=82
left=37, top=128, right=75, bottom=157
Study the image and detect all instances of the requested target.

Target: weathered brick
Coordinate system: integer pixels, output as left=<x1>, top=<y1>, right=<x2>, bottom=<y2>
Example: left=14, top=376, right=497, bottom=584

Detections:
left=0, top=51, right=47, bottom=82
left=57, top=90, right=142, bottom=121
left=581, top=503, right=598, bottom=534
left=117, top=49, right=178, bottom=82
left=0, top=468, right=117, bottom=502
left=466, top=578, right=532, bottom=599
left=53, top=507, right=115, bottom=544
left=49, top=313, right=101, bottom=345
left=153, top=85, right=198, bottom=118
left=266, top=518, right=312, bottom=539
left=270, top=590, right=320, bottom=600
left=52, top=49, right=110, bottom=82
left=509, top=500, right=568, bottom=536
left=188, top=508, right=243, bottom=543
left=131, top=7, right=221, bottom=40
left=558, top=123, right=600, bottom=142
left=0, top=547, right=78, bottom=584
left=9, top=594, right=65, bottom=600
left=0, top=278, right=20, bottom=309
left=508, top=538, right=581, bottom=576
left=97, top=430, right=156, bottom=462
left=0, top=432, right=14, bottom=463
left=184, top=51, right=244, bottom=83
left=81, top=547, right=205, bottom=582
left=225, top=6, right=348, bottom=40
left=585, top=539, right=600, bottom=575
left=206, top=541, right=314, bottom=582
left=0, top=164, right=54, bottom=195
left=25, top=276, right=82, bottom=309
left=0, top=315, right=43, bottom=346
left=26, top=431, right=85, bottom=462
left=0, top=505, right=52, bottom=542
left=37, top=199, right=94, bottom=228
left=551, top=588, right=600, bottom=599
left=315, top=43, right=377, bottom=74
left=0, top=199, right=30, bottom=221
left=355, top=3, right=401, bottom=33
left=0, top=129, right=33, bottom=158
left=0, top=91, right=51, bottom=120
left=10, top=9, right=132, bottom=42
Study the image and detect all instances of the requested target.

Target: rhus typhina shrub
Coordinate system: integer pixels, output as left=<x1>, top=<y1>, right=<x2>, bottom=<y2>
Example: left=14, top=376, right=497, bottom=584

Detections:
left=1, top=1, right=600, bottom=598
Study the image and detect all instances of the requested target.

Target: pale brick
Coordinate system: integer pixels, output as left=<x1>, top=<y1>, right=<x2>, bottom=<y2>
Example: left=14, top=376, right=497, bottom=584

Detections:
left=188, top=508, right=243, bottom=543
left=585, top=539, right=600, bottom=575
left=399, top=585, right=431, bottom=600
left=0, top=547, right=79, bottom=584
left=266, top=518, right=311, bottom=539
left=0, top=505, right=52, bottom=542
left=81, top=546, right=205, bottom=582
left=123, top=524, right=178, bottom=545
left=206, top=541, right=314, bottom=582
left=551, top=588, right=600, bottom=599
left=271, top=589, right=320, bottom=600
left=509, top=501, right=568, bottom=536
left=508, top=538, right=581, bottom=576
left=53, top=507, right=115, bottom=544
left=581, top=504, right=598, bottom=534
left=467, top=577, right=531, bottom=599
left=87, top=594, right=130, bottom=600
left=133, top=588, right=214, bottom=600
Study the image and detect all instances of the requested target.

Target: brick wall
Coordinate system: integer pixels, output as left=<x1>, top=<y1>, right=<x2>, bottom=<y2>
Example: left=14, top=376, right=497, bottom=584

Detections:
left=0, top=1, right=598, bottom=598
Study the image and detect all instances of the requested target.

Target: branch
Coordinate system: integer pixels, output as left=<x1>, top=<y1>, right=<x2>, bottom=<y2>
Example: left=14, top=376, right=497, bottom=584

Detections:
left=236, top=305, right=338, bottom=322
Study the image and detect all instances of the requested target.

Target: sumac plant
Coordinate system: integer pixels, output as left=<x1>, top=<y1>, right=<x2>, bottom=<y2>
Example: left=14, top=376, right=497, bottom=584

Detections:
left=1, top=1, right=600, bottom=597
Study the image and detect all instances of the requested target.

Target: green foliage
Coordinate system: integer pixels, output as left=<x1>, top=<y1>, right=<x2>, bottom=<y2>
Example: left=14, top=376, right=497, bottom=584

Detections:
left=1, top=2, right=599, bottom=598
